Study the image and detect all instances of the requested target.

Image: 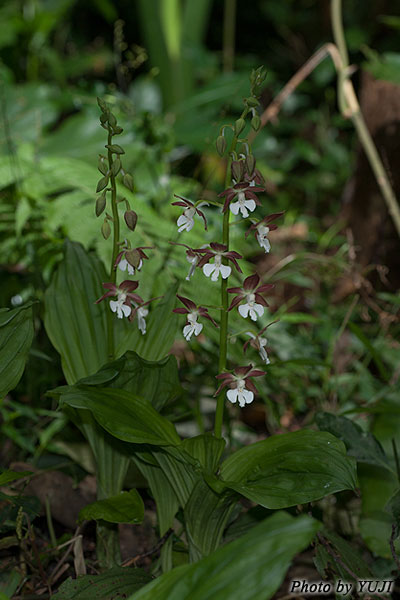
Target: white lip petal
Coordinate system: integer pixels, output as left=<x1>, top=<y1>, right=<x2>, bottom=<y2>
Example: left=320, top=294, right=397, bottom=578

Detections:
left=127, top=263, right=135, bottom=275
left=238, top=304, right=250, bottom=318
left=194, top=322, right=203, bottom=336
left=220, top=264, right=231, bottom=279
left=119, top=258, right=128, bottom=272
left=227, top=388, right=238, bottom=404
left=239, top=205, right=249, bottom=218
left=177, top=214, right=187, bottom=226
left=183, top=324, right=194, bottom=340
left=249, top=309, right=258, bottom=321
left=244, top=199, right=256, bottom=213
left=121, top=303, right=132, bottom=318
left=203, top=263, right=215, bottom=278
left=242, top=389, right=254, bottom=404
left=254, top=303, right=264, bottom=317
left=110, top=300, right=118, bottom=313
left=229, top=201, right=240, bottom=215
left=260, top=348, right=270, bottom=364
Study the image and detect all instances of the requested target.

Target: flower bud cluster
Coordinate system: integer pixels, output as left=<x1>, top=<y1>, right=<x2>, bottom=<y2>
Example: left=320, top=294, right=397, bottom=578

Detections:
left=171, top=71, right=284, bottom=409
left=94, top=98, right=158, bottom=335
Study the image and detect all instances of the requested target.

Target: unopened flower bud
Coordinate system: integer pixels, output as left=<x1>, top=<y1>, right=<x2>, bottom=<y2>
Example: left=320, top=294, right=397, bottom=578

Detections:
left=111, top=158, right=121, bottom=176
left=245, top=154, right=256, bottom=175
left=96, top=175, right=109, bottom=193
left=232, top=160, right=244, bottom=183
left=123, top=173, right=134, bottom=192
left=235, top=118, right=246, bottom=135
left=106, top=144, right=125, bottom=155
left=125, top=249, right=141, bottom=268
left=251, top=115, right=261, bottom=131
left=98, top=155, right=108, bottom=175
left=95, top=191, right=107, bottom=217
left=97, top=97, right=108, bottom=113
left=246, top=96, right=259, bottom=107
left=216, top=135, right=227, bottom=156
left=108, top=113, right=117, bottom=128
left=100, top=113, right=109, bottom=127
left=113, top=126, right=123, bottom=135
left=124, top=210, right=138, bottom=231
left=101, top=219, right=111, bottom=239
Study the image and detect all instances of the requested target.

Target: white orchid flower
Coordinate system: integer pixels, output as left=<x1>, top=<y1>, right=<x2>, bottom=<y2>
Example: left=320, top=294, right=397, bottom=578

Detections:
left=183, top=312, right=203, bottom=341
left=238, top=293, right=264, bottom=321
left=137, top=306, right=148, bottom=334
left=256, top=225, right=271, bottom=253
left=229, top=191, right=256, bottom=218
left=227, top=379, right=254, bottom=408
left=177, top=207, right=196, bottom=233
left=186, top=253, right=199, bottom=281
left=203, top=255, right=231, bottom=282
left=110, top=293, right=132, bottom=319
left=118, top=257, right=143, bottom=275
left=245, top=332, right=270, bottom=364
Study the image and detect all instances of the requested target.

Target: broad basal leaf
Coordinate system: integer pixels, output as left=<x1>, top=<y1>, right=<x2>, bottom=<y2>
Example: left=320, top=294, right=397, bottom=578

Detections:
left=0, top=304, right=34, bottom=399
left=44, top=240, right=109, bottom=384
left=78, top=351, right=182, bottom=411
left=79, top=490, right=144, bottom=524
left=220, top=430, right=357, bottom=509
left=128, top=511, right=320, bottom=600
left=54, top=386, right=181, bottom=446
left=184, top=479, right=236, bottom=561
left=117, top=284, right=180, bottom=360
left=316, top=412, right=393, bottom=473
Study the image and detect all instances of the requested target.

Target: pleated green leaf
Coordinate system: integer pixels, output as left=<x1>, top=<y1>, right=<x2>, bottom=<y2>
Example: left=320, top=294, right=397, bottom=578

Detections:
left=184, top=479, right=236, bottom=561
left=54, top=567, right=152, bottom=600
left=56, top=386, right=181, bottom=446
left=44, top=240, right=109, bottom=384
left=220, top=430, right=357, bottom=509
left=181, top=434, right=225, bottom=474
left=117, top=284, right=180, bottom=361
left=78, top=351, right=182, bottom=411
left=79, top=489, right=144, bottom=524
left=133, top=455, right=180, bottom=536
left=128, top=511, right=320, bottom=600
left=0, top=304, right=34, bottom=399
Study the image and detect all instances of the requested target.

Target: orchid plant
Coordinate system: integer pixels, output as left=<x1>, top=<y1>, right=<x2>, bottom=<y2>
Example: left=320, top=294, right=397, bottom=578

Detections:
left=169, top=68, right=283, bottom=437
left=43, top=70, right=357, bottom=583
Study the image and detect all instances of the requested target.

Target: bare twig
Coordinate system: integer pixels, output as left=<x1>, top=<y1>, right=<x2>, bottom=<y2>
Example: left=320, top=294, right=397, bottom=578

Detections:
left=122, top=529, right=173, bottom=567
left=249, top=1, right=400, bottom=239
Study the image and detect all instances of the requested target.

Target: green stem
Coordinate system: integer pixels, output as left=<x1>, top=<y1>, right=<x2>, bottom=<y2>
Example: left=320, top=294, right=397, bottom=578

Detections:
left=106, top=130, right=120, bottom=362
left=214, top=109, right=248, bottom=438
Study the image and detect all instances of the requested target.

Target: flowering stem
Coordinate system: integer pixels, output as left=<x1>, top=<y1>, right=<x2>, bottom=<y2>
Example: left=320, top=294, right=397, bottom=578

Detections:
left=214, top=108, right=248, bottom=438
left=106, top=130, right=120, bottom=361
